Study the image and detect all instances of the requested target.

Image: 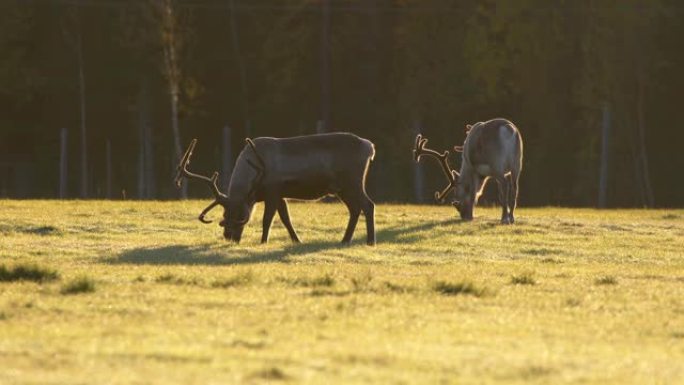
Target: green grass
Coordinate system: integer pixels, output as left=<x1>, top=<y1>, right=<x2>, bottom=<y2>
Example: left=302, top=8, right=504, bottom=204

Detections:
left=0, top=200, right=683, bottom=384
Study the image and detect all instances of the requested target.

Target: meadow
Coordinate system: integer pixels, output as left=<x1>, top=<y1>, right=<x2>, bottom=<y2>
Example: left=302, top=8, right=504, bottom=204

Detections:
left=0, top=200, right=683, bottom=384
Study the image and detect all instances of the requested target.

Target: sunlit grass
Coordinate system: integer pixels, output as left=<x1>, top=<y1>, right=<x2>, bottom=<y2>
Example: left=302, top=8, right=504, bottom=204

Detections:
left=0, top=200, right=683, bottom=384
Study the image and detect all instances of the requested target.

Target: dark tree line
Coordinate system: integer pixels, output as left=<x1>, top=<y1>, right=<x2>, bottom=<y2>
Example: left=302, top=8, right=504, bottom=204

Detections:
left=1, top=0, right=683, bottom=207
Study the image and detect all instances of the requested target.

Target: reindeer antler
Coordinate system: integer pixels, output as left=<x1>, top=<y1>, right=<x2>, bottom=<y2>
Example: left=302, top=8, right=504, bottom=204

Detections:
left=175, top=139, right=228, bottom=223
left=413, top=134, right=460, bottom=202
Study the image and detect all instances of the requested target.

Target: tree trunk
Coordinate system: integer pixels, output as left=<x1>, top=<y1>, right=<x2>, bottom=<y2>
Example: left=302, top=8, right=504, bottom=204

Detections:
left=637, top=71, right=654, bottom=207
left=144, top=122, right=155, bottom=199
left=627, top=117, right=646, bottom=206
left=413, top=120, right=425, bottom=203
left=598, top=103, right=610, bottom=208
left=137, top=106, right=145, bottom=199
left=76, top=24, right=88, bottom=199
left=169, top=89, right=185, bottom=198
left=60, top=128, right=68, bottom=199
left=319, top=0, right=331, bottom=132
left=105, top=139, right=112, bottom=199
left=161, top=0, right=186, bottom=198
left=228, top=0, right=251, bottom=138
left=222, top=125, right=233, bottom=191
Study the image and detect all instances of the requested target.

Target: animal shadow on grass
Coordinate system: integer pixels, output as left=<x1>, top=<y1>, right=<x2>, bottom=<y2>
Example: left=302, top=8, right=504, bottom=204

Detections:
left=376, top=217, right=464, bottom=244
left=105, top=217, right=464, bottom=266
left=106, top=242, right=335, bottom=266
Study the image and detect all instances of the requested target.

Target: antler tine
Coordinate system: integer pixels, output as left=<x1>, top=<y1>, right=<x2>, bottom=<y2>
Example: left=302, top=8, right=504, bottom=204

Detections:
left=412, top=134, right=459, bottom=203
left=198, top=200, right=221, bottom=223
left=174, top=138, right=197, bottom=188
left=174, top=140, right=228, bottom=199
left=413, top=134, right=425, bottom=162
left=174, top=139, right=229, bottom=224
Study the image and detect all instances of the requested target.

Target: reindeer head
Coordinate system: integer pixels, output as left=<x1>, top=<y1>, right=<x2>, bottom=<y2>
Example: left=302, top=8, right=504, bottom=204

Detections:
left=219, top=199, right=252, bottom=242
left=451, top=183, right=475, bottom=221
left=175, top=138, right=265, bottom=242
left=447, top=144, right=474, bottom=220
left=219, top=139, right=265, bottom=242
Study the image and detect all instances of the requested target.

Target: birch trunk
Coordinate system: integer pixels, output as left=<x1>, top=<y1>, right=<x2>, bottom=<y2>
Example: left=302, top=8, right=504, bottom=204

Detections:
left=160, top=0, right=186, bottom=198
left=76, top=25, right=88, bottom=199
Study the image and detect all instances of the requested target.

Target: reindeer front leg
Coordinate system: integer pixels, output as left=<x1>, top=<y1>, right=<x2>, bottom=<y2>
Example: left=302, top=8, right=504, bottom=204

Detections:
left=261, top=200, right=277, bottom=243
left=277, top=199, right=301, bottom=243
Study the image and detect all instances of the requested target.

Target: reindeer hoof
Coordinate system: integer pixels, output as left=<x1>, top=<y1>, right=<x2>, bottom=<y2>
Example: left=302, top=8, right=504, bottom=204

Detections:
left=501, top=216, right=512, bottom=225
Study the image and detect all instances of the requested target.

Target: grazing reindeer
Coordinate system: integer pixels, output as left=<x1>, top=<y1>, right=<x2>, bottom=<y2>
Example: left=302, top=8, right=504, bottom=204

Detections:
left=175, top=133, right=376, bottom=245
left=413, top=118, right=523, bottom=224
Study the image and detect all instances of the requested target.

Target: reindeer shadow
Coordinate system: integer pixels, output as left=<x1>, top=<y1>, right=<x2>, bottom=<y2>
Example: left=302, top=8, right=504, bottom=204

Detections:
left=376, top=217, right=465, bottom=244
left=105, top=217, right=468, bottom=266
left=105, top=239, right=345, bottom=266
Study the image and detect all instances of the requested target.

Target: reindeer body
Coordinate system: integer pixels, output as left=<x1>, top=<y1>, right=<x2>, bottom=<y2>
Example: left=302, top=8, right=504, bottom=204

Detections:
left=413, top=118, right=523, bottom=223
left=176, top=133, right=376, bottom=245
left=234, top=134, right=373, bottom=199
left=456, top=118, right=523, bottom=222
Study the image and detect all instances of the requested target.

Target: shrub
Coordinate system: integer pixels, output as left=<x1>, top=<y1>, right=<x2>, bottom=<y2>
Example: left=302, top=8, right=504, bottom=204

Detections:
left=0, top=264, right=59, bottom=283
left=155, top=273, right=202, bottom=286
left=281, top=273, right=335, bottom=288
left=60, top=276, right=96, bottom=295
left=433, top=280, right=487, bottom=297
left=595, top=276, right=618, bottom=285
left=511, top=273, right=536, bottom=285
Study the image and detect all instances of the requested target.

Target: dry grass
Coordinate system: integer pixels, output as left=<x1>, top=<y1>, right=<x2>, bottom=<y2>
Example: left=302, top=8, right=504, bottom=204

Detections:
left=0, top=200, right=683, bottom=384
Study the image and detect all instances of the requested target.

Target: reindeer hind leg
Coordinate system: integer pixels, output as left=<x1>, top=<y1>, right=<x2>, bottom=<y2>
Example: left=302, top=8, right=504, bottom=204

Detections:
left=494, top=174, right=511, bottom=224
left=277, top=199, right=301, bottom=243
left=508, top=171, right=520, bottom=224
left=361, top=192, right=375, bottom=246
left=340, top=197, right=361, bottom=245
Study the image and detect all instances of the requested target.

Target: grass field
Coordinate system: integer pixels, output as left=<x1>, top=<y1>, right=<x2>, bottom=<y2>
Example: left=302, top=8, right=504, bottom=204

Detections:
left=0, top=200, right=683, bottom=384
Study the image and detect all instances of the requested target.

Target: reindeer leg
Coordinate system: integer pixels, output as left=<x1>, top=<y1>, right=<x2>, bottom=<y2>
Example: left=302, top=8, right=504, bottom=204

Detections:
left=494, top=175, right=510, bottom=224
left=508, top=172, right=519, bottom=224
left=361, top=193, right=376, bottom=246
left=277, top=198, right=301, bottom=243
left=340, top=197, right=361, bottom=245
left=261, top=200, right=277, bottom=243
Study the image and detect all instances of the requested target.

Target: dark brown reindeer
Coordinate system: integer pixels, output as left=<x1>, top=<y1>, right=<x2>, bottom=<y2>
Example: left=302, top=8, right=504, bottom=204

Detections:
left=175, top=133, right=376, bottom=245
left=413, top=118, right=523, bottom=224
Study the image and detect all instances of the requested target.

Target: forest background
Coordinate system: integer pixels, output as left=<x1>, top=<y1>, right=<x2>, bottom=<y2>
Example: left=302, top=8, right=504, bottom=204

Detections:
left=1, top=0, right=682, bottom=208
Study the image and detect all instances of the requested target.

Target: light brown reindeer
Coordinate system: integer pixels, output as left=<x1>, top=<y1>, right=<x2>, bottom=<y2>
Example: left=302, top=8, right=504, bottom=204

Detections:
left=175, top=133, right=376, bottom=245
left=413, top=118, right=523, bottom=224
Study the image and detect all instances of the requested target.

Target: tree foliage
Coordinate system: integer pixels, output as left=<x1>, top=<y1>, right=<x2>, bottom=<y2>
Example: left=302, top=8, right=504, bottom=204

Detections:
left=0, top=0, right=682, bottom=206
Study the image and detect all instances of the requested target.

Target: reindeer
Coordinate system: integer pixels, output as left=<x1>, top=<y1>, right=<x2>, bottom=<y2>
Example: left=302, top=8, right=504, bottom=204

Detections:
left=175, top=133, right=376, bottom=245
left=413, top=118, right=523, bottom=224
